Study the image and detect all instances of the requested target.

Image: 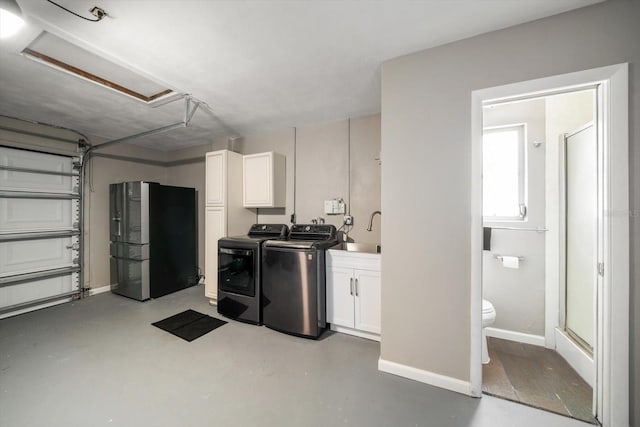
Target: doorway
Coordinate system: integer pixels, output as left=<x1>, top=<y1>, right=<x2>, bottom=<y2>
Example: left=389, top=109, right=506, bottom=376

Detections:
left=479, top=89, right=597, bottom=423
left=469, top=64, right=629, bottom=427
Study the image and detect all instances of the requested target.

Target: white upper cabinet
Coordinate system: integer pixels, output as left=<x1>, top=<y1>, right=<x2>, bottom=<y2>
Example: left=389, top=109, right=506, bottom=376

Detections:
left=243, top=152, right=285, bottom=208
left=203, top=150, right=255, bottom=302
left=206, top=151, right=226, bottom=206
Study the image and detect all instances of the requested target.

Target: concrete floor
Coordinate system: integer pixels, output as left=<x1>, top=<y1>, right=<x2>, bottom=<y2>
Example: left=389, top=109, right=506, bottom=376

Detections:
left=0, top=286, right=589, bottom=427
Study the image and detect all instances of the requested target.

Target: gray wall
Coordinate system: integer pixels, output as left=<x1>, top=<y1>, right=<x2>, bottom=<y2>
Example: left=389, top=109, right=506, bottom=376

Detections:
left=349, top=115, right=382, bottom=244
left=236, top=114, right=382, bottom=244
left=84, top=143, right=167, bottom=290
left=482, top=99, right=546, bottom=337
left=86, top=114, right=381, bottom=288
left=84, top=138, right=230, bottom=289
left=165, top=139, right=230, bottom=274
left=380, top=2, right=639, bottom=424
left=233, top=128, right=296, bottom=226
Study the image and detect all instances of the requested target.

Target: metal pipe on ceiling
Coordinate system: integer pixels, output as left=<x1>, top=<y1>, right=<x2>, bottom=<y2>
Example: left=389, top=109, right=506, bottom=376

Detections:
left=86, top=121, right=186, bottom=153
left=83, top=94, right=203, bottom=155
left=0, top=114, right=93, bottom=146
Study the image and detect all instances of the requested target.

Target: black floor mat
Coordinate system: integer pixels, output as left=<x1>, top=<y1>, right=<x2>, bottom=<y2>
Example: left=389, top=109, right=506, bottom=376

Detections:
left=152, top=309, right=227, bottom=342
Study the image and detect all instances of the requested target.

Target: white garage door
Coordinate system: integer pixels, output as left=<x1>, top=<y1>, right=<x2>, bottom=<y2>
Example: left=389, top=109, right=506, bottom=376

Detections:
left=0, top=146, right=82, bottom=318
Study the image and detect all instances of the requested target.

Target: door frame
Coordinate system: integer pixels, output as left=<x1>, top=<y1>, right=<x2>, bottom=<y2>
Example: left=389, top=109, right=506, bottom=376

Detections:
left=469, top=63, right=629, bottom=427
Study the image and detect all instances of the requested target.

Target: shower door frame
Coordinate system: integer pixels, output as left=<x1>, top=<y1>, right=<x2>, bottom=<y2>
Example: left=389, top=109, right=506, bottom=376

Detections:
left=470, top=63, right=629, bottom=427
left=559, top=121, right=599, bottom=350
left=556, top=119, right=600, bottom=392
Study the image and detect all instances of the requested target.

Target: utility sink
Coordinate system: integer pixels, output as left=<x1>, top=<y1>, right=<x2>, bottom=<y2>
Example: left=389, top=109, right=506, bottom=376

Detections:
left=335, top=242, right=381, bottom=254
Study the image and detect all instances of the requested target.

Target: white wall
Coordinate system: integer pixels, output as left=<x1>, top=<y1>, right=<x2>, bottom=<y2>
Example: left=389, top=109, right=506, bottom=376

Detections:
left=380, top=4, right=639, bottom=420
left=482, top=99, right=546, bottom=337
left=482, top=92, right=594, bottom=340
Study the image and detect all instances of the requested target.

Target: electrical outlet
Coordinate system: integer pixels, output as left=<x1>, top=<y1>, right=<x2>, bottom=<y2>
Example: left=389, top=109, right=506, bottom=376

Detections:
left=90, top=6, right=108, bottom=20
left=344, top=215, right=353, bottom=226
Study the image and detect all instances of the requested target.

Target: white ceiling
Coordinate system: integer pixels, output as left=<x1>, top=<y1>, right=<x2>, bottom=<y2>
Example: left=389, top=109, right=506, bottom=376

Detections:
left=0, top=0, right=601, bottom=151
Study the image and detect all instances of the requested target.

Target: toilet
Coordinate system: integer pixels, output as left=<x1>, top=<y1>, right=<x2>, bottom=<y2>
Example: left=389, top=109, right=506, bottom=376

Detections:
left=482, top=299, right=497, bottom=364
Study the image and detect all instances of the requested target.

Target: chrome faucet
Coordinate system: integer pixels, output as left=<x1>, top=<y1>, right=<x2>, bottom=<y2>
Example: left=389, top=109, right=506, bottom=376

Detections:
left=366, top=210, right=381, bottom=232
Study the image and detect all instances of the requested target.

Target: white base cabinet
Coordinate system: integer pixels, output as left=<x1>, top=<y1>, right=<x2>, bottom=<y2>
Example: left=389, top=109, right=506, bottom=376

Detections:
left=326, top=250, right=381, bottom=341
left=204, top=207, right=225, bottom=300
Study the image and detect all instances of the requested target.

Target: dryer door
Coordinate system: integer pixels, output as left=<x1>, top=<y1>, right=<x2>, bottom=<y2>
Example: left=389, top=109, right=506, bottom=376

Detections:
left=218, top=247, right=256, bottom=297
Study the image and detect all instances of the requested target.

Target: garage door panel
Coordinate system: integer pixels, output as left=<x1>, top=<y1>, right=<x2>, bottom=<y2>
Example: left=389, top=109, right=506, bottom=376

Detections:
left=0, top=236, right=77, bottom=277
left=1, top=198, right=76, bottom=232
left=0, top=274, right=77, bottom=309
left=0, top=147, right=75, bottom=193
left=2, top=170, right=73, bottom=193
left=1, top=140, right=82, bottom=318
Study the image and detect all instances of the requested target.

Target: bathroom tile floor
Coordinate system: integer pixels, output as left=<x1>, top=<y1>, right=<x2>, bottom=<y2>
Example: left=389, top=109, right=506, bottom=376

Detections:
left=482, top=337, right=597, bottom=424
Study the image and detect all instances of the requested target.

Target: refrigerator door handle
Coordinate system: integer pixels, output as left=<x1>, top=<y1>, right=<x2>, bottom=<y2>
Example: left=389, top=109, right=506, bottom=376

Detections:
left=112, top=215, right=121, bottom=236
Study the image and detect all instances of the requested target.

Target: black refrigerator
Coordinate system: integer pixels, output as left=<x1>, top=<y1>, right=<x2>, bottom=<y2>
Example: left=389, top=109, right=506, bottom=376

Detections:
left=109, top=181, right=197, bottom=300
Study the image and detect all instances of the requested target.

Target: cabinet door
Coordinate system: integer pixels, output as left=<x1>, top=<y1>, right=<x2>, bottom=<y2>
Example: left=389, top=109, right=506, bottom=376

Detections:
left=354, top=269, right=381, bottom=334
left=204, top=207, right=226, bottom=300
left=326, top=266, right=355, bottom=328
left=206, top=151, right=226, bottom=206
left=243, top=152, right=273, bottom=207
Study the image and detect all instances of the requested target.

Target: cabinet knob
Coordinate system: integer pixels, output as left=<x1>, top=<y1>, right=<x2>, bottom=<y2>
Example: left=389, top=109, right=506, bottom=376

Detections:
left=350, top=277, right=354, bottom=296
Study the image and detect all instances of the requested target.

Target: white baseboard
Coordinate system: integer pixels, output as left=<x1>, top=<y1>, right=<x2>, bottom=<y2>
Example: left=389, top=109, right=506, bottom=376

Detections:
left=330, top=324, right=380, bottom=342
left=87, top=285, right=111, bottom=296
left=554, top=328, right=594, bottom=387
left=378, top=358, right=471, bottom=396
left=484, top=327, right=545, bottom=347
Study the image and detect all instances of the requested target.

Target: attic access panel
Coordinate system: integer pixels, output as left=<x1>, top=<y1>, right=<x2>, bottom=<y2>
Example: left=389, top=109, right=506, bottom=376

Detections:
left=22, top=31, right=178, bottom=104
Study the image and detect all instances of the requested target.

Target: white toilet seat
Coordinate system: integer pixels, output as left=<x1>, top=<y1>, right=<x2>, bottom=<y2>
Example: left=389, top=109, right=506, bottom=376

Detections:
left=482, top=299, right=496, bottom=327
left=481, top=299, right=496, bottom=364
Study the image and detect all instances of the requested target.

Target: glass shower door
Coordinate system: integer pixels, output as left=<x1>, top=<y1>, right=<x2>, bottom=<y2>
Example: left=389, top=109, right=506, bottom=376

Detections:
left=564, top=124, right=597, bottom=352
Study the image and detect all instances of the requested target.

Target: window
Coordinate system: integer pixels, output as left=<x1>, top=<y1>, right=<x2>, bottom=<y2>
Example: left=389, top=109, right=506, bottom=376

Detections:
left=482, top=124, right=526, bottom=221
